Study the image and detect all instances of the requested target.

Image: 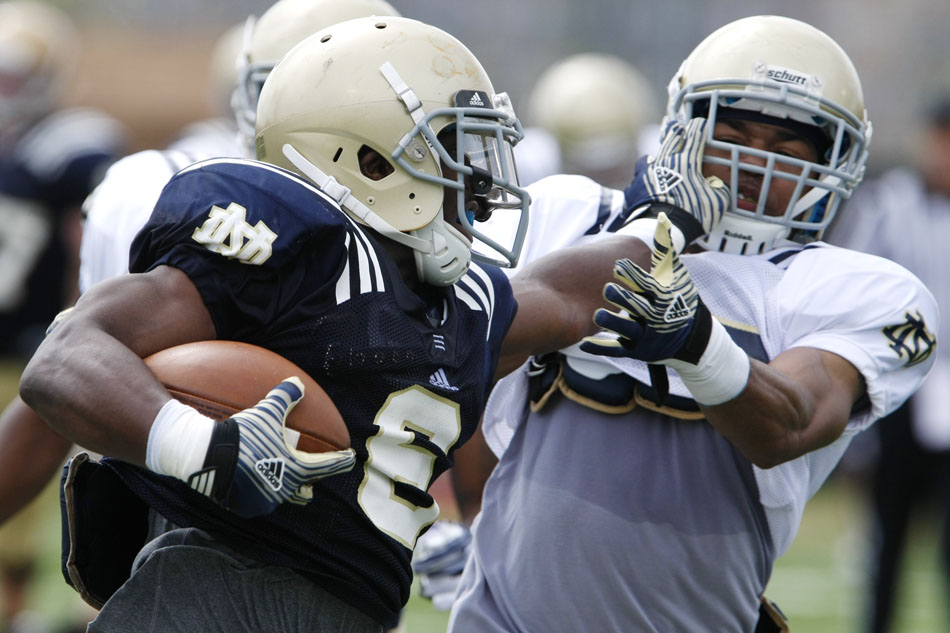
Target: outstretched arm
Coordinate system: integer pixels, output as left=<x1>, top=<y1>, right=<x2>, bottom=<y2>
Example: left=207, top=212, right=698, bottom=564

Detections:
left=583, top=216, right=865, bottom=467
left=498, top=233, right=652, bottom=379
left=704, top=347, right=863, bottom=468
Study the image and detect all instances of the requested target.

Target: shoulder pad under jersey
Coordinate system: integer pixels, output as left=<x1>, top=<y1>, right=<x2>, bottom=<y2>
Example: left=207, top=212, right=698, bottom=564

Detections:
left=130, top=158, right=353, bottom=274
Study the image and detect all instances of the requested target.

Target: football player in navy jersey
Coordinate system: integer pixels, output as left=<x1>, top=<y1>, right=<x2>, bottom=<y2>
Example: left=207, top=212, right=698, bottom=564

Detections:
left=19, top=17, right=670, bottom=632
left=0, top=0, right=404, bottom=531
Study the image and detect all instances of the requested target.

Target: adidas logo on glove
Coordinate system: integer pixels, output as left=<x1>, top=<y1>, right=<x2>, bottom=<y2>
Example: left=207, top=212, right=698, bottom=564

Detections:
left=649, top=165, right=683, bottom=194
left=664, top=294, right=692, bottom=323
left=255, top=458, right=285, bottom=491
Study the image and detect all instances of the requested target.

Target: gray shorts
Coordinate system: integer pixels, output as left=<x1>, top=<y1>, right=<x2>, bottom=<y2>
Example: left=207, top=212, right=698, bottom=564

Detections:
left=87, top=514, right=382, bottom=633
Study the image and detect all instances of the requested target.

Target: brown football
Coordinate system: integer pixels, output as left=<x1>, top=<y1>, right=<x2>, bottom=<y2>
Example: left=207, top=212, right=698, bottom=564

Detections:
left=144, top=341, right=349, bottom=453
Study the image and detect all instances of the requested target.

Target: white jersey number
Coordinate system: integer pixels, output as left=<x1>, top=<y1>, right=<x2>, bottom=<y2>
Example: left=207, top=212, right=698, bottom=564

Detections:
left=358, top=386, right=461, bottom=548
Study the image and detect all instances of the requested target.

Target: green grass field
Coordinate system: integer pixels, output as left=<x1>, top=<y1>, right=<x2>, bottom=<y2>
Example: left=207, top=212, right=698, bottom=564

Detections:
left=3, top=356, right=946, bottom=632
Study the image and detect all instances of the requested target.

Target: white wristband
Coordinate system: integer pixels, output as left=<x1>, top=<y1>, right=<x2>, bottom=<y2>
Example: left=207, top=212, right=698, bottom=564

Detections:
left=617, top=215, right=687, bottom=254
left=146, top=399, right=217, bottom=481
left=665, top=318, right=750, bottom=405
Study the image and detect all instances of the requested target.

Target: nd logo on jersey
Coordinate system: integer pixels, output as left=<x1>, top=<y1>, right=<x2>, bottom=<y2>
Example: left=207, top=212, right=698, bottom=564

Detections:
left=883, top=310, right=935, bottom=367
left=192, top=202, right=277, bottom=265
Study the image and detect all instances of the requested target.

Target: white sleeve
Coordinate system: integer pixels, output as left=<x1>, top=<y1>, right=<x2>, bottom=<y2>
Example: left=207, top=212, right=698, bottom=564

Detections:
left=491, top=174, right=625, bottom=274
left=772, top=245, right=938, bottom=430
left=79, top=151, right=186, bottom=293
left=755, top=244, right=939, bottom=557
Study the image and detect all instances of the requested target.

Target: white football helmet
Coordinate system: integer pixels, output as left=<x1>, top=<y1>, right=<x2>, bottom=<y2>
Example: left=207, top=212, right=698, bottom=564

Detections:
left=0, top=2, right=78, bottom=136
left=256, top=17, right=529, bottom=286
left=667, top=15, right=872, bottom=254
left=231, top=0, right=401, bottom=154
left=528, top=53, right=658, bottom=186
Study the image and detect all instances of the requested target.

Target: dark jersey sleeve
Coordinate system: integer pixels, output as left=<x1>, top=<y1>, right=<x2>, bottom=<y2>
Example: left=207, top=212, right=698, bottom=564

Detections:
left=462, top=262, right=518, bottom=393
left=129, top=159, right=352, bottom=341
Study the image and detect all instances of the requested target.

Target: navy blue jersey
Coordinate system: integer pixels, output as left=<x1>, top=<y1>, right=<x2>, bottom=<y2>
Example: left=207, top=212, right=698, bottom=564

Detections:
left=0, top=108, right=125, bottom=357
left=110, top=158, right=517, bottom=627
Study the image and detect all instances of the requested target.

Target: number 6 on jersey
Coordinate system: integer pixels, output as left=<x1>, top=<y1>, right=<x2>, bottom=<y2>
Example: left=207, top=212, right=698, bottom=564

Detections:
left=358, top=386, right=462, bottom=547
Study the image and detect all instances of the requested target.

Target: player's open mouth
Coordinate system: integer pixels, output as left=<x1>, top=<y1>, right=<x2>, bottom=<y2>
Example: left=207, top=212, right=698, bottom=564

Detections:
left=736, top=191, right=758, bottom=211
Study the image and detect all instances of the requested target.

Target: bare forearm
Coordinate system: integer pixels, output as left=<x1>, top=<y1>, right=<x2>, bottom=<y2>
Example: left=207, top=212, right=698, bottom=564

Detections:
left=0, top=397, right=74, bottom=525
left=19, top=319, right=170, bottom=465
left=700, top=349, right=859, bottom=468
left=500, top=235, right=651, bottom=376
left=699, top=360, right=811, bottom=468
left=18, top=268, right=216, bottom=466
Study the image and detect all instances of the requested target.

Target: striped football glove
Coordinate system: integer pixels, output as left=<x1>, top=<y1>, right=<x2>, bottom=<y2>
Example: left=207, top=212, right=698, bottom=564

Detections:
left=623, top=118, right=729, bottom=249
left=581, top=213, right=712, bottom=366
left=188, top=377, right=356, bottom=518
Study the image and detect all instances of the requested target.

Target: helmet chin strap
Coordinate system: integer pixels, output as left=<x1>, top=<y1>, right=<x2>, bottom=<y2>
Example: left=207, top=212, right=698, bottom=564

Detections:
left=792, top=173, right=841, bottom=219
left=282, top=144, right=430, bottom=252
left=282, top=143, right=471, bottom=286
left=700, top=214, right=790, bottom=255
left=410, top=221, right=472, bottom=286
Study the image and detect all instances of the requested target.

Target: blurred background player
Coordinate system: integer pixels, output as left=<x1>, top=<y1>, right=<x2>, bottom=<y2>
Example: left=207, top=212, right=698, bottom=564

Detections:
left=79, top=0, right=400, bottom=289
left=826, top=94, right=950, bottom=633
left=0, top=1, right=127, bottom=357
left=0, top=2, right=127, bottom=632
left=514, top=52, right=659, bottom=188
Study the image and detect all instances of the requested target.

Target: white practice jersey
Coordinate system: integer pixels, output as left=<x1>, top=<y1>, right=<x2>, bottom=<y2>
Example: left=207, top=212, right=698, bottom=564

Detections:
left=482, top=174, right=938, bottom=556
left=79, top=130, right=244, bottom=292
left=454, top=174, right=938, bottom=633
left=829, top=168, right=950, bottom=450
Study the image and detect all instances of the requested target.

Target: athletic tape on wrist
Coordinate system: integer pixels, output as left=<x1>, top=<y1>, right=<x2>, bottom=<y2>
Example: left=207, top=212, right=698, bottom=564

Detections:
left=665, top=318, right=750, bottom=406
left=618, top=215, right=687, bottom=254
left=146, top=398, right=216, bottom=481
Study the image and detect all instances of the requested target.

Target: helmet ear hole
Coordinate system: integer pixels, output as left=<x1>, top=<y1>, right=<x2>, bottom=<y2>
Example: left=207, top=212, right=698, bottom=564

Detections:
left=358, top=145, right=394, bottom=181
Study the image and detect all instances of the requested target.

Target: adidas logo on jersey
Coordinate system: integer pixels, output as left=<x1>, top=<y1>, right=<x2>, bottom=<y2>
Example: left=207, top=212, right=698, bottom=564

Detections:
left=664, top=294, right=692, bottom=323
left=255, top=458, right=285, bottom=491
left=469, top=93, right=485, bottom=107
left=429, top=368, right=459, bottom=392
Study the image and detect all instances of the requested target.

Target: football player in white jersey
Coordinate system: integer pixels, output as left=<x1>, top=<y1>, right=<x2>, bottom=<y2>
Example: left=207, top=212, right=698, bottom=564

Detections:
left=447, top=16, right=939, bottom=633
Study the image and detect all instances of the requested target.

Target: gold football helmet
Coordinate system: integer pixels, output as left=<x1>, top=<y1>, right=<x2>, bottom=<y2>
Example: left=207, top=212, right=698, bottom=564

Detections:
left=528, top=53, right=658, bottom=186
left=0, top=2, right=78, bottom=134
left=231, top=0, right=401, bottom=153
left=256, top=17, right=528, bottom=286
left=667, top=15, right=871, bottom=254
